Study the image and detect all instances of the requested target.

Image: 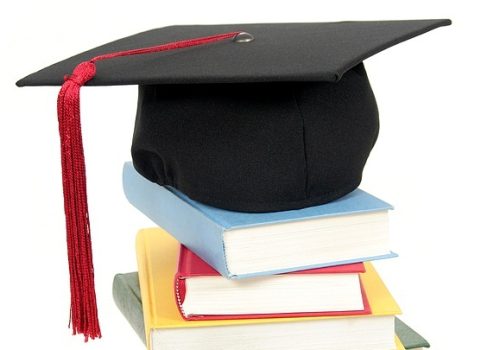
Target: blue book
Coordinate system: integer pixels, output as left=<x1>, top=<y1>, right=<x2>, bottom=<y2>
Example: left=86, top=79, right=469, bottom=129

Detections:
left=123, top=162, right=396, bottom=279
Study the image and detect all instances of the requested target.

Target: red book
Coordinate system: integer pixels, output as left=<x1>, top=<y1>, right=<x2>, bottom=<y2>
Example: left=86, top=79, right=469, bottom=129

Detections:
left=175, top=245, right=371, bottom=320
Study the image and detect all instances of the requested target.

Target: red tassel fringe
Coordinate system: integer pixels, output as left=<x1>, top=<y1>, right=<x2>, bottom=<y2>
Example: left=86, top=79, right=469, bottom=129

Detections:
left=55, top=31, right=240, bottom=341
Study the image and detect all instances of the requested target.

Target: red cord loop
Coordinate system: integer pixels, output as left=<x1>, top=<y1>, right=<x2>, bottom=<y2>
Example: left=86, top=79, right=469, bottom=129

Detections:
left=64, top=61, right=96, bottom=86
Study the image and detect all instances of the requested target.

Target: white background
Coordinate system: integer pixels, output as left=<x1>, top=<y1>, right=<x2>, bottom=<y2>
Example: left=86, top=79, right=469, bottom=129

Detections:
left=1, top=1, right=499, bottom=349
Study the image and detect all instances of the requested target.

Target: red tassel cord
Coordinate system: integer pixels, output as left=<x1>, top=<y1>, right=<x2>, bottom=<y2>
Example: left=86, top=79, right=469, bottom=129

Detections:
left=56, top=31, right=241, bottom=341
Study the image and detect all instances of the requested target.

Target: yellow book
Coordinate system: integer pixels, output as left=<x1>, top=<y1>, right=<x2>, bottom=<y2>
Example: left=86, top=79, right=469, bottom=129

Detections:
left=396, top=336, right=405, bottom=350
left=137, top=228, right=401, bottom=350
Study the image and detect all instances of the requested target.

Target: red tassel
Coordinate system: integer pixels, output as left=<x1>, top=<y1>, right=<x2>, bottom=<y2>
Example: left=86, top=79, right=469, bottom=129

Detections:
left=57, top=60, right=100, bottom=341
left=55, top=32, right=240, bottom=341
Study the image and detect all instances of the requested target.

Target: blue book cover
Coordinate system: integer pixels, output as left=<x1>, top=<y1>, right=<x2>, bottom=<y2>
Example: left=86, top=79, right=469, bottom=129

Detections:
left=123, top=162, right=396, bottom=279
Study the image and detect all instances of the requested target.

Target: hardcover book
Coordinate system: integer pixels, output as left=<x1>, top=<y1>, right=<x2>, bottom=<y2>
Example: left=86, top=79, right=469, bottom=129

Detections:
left=113, top=272, right=428, bottom=349
left=124, top=162, right=396, bottom=279
left=395, top=318, right=431, bottom=349
left=175, top=245, right=370, bottom=319
left=134, top=228, right=400, bottom=350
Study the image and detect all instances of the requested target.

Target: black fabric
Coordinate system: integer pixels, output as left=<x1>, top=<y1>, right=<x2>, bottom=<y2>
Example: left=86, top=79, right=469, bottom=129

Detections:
left=132, top=63, right=378, bottom=212
left=16, top=19, right=451, bottom=212
left=16, top=20, right=450, bottom=87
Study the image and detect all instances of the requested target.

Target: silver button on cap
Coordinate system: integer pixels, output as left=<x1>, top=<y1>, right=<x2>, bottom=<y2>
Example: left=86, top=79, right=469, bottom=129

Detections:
left=233, top=32, right=255, bottom=43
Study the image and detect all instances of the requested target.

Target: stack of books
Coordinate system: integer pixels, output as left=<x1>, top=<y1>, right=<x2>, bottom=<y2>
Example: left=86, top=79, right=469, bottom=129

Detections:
left=113, top=272, right=430, bottom=350
left=116, top=162, right=430, bottom=350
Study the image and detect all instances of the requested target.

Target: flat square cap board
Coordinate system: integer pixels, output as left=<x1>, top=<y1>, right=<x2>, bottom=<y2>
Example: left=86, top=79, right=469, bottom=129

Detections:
left=18, top=20, right=451, bottom=86
left=17, top=19, right=451, bottom=341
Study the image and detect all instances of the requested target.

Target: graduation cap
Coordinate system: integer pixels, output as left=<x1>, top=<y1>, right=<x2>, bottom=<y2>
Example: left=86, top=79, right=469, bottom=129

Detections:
left=17, top=19, right=451, bottom=340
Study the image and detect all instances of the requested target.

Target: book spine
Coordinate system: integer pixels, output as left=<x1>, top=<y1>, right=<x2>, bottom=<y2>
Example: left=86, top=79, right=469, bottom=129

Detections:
left=135, top=232, right=157, bottom=350
left=112, top=273, right=147, bottom=345
left=123, top=162, right=232, bottom=277
left=174, top=273, right=188, bottom=319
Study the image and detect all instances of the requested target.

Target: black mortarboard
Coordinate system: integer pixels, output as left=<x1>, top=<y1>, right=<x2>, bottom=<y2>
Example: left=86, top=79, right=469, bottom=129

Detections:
left=17, top=19, right=451, bottom=340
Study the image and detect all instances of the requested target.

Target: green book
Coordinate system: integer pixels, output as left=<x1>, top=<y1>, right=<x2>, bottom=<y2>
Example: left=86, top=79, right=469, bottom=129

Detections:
left=395, top=318, right=431, bottom=349
left=113, top=272, right=430, bottom=349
